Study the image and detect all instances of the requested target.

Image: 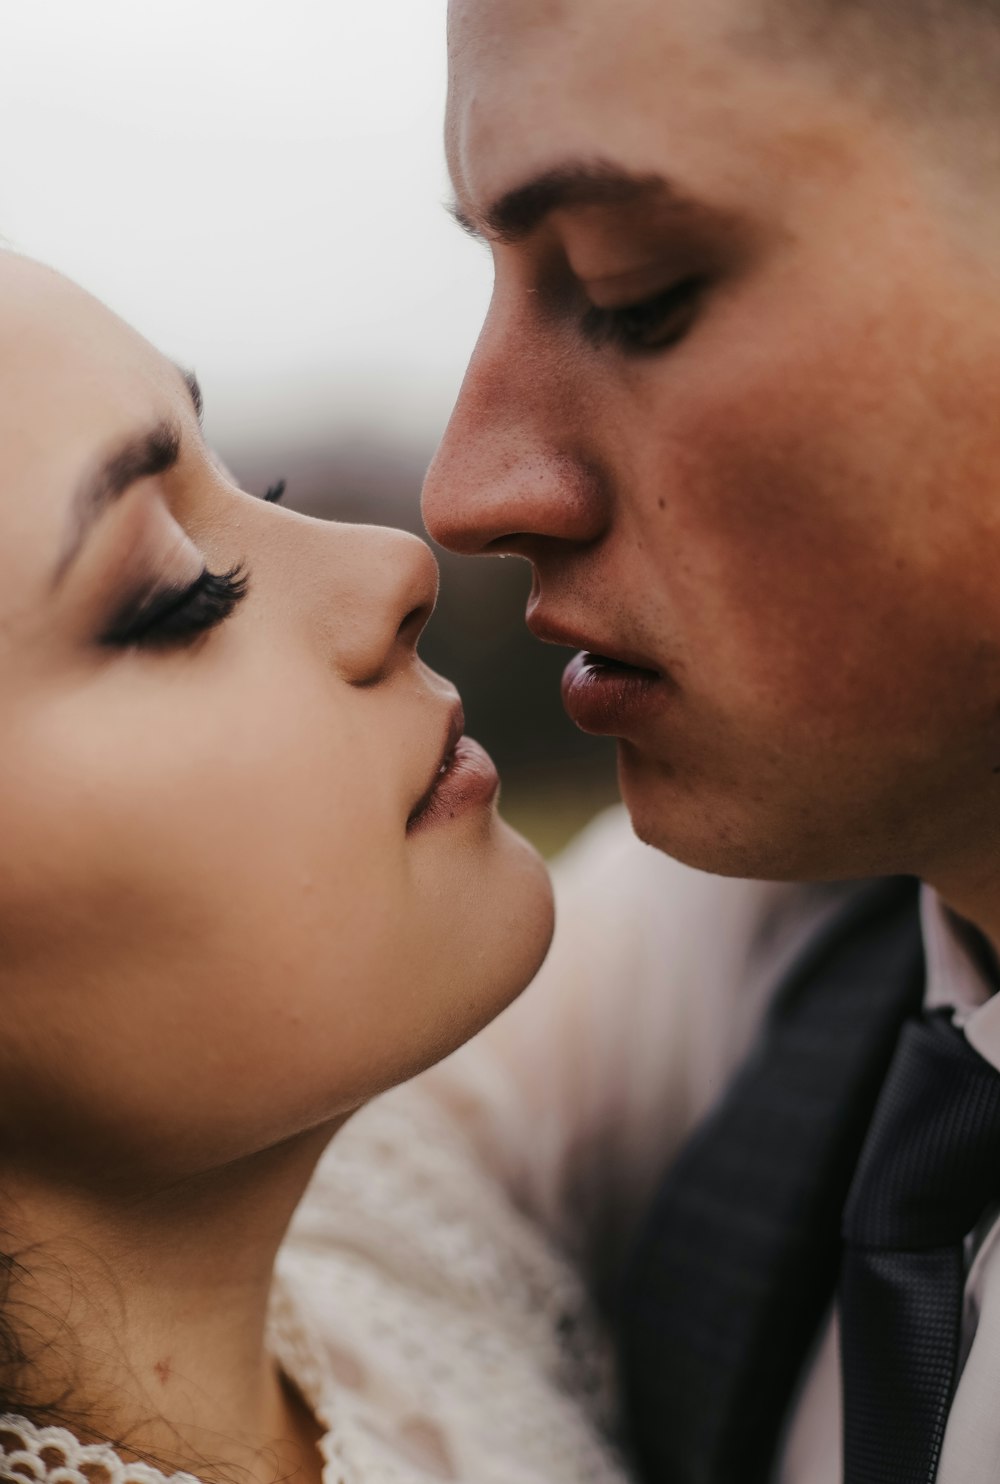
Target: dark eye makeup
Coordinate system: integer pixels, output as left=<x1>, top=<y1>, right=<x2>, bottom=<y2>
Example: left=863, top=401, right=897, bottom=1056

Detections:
left=581, top=276, right=705, bottom=354
left=100, top=565, right=249, bottom=651
left=95, top=475, right=286, bottom=651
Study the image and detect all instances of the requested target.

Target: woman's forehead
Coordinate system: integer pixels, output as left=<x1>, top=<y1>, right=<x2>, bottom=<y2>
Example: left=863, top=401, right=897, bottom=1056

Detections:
left=0, top=259, right=175, bottom=595
left=0, top=259, right=175, bottom=448
left=0, top=256, right=148, bottom=382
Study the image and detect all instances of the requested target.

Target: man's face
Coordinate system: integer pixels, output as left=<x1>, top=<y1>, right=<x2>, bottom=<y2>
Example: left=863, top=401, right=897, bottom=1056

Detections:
left=423, top=0, right=1000, bottom=885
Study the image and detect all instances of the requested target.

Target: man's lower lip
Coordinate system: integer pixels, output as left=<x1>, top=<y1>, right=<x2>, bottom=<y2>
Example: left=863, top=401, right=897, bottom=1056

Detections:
left=561, top=652, right=667, bottom=735
left=407, top=736, right=500, bottom=834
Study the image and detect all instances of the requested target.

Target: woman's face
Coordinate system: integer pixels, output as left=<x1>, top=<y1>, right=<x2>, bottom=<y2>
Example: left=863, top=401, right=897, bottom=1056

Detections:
left=0, top=255, right=553, bottom=1183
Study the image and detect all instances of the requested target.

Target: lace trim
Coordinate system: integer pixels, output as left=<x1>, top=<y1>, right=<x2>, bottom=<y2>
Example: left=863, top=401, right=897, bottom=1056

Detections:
left=266, top=1282, right=358, bottom=1484
left=0, top=1417, right=202, bottom=1484
left=272, top=1081, right=623, bottom=1484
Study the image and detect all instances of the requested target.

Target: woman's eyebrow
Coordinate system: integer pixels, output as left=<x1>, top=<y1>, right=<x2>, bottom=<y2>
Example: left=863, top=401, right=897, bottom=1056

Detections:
left=180, top=367, right=204, bottom=424
left=53, top=421, right=182, bottom=588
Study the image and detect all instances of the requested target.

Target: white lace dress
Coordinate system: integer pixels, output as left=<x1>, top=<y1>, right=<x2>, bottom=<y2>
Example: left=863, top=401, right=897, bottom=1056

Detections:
left=0, top=1080, right=624, bottom=1484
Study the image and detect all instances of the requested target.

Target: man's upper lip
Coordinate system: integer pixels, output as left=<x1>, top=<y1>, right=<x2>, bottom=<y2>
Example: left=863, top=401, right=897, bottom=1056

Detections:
left=408, top=701, right=465, bottom=826
left=527, top=612, right=661, bottom=675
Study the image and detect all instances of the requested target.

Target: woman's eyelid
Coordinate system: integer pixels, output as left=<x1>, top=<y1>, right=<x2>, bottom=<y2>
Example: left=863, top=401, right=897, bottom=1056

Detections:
left=158, top=518, right=205, bottom=573
left=104, top=513, right=205, bottom=620
left=86, top=493, right=231, bottom=650
left=58, top=484, right=198, bottom=634
left=100, top=562, right=249, bottom=649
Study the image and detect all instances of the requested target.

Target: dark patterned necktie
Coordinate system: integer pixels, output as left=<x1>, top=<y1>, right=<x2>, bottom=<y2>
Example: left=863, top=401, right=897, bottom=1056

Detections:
left=840, top=1007, right=1000, bottom=1484
left=618, top=878, right=925, bottom=1484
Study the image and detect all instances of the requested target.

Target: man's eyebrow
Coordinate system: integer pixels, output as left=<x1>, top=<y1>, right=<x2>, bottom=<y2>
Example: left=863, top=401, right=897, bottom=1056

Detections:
left=449, top=160, right=697, bottom=245
left=53, top=421, right=182, bottom=587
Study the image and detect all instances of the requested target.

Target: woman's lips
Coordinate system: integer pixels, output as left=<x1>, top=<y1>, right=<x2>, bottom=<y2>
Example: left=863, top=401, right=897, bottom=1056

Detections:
left=561, top=651, right=667, bottom=735
left=407, top=735, right=500, bottom=834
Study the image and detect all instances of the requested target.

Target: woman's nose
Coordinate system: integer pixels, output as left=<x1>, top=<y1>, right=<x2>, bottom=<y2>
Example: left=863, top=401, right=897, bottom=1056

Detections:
left=318, top=523, right=439, bottom=687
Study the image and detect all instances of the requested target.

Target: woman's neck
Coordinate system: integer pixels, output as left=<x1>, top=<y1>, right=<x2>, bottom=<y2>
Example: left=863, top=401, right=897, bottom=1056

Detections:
left=0, top=1123, right=342, bottom=1484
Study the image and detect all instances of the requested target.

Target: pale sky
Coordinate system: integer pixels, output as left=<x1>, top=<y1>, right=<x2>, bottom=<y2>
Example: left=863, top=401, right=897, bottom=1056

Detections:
left=0, top=0, right=491, bottom=450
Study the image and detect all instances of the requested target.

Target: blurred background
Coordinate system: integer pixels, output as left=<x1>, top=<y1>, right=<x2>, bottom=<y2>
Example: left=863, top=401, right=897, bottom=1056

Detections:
left=0, top=0, right=619, bottom=854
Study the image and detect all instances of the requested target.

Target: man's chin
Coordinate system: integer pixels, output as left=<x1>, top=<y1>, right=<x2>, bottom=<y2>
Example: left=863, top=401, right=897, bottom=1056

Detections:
left=622, top=797, right=766, bottom=881
left=618, top=747, right=747, bottom=877
left=617, top=745, right=862, bottom=884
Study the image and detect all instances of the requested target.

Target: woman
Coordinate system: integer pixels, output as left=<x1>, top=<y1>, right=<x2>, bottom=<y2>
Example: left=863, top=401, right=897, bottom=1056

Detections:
left=0, top=250, right=643, bottom=1484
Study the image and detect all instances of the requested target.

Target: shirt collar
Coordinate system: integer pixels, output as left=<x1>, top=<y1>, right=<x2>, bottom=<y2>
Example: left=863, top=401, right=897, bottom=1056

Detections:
left=920, top=883, right=1000, bottom=1070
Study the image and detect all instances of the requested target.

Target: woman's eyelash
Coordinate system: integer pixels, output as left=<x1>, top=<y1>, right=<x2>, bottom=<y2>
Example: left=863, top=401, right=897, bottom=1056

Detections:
left=581, top=277, right=704, bottom=353
left=264, top=480, right=287, bottom=504
left=100, top=564, right=250, bottom=651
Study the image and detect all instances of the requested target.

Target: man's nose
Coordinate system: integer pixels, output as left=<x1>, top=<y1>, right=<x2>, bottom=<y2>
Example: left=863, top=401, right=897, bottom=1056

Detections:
left=421, top=312, right=607, bottom=558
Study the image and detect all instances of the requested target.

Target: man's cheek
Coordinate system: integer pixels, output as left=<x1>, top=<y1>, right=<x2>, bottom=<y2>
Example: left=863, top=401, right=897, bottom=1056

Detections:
left=656, top=425, right=859, bottom=615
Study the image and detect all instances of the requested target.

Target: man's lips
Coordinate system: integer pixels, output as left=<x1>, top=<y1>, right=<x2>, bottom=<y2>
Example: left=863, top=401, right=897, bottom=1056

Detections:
left=561, top=650, right=669, bottom=736
left=527, top=613, right=671, bottom=735
left=407, top=702, right=499, bottom=833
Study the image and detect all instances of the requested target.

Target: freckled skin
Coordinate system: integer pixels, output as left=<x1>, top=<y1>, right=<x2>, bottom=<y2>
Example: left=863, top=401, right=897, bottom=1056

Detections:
left=424, top=0, right=1000, bottom=920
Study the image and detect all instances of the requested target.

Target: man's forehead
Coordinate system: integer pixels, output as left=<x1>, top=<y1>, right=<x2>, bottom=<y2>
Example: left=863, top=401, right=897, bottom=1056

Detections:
left=448, top=0, right=656, bottom=201
left=447, top=0, right=748, bottom=69
left=448, top=0, right=574, bottom=54
left=445, top=0, right=792, bottom=225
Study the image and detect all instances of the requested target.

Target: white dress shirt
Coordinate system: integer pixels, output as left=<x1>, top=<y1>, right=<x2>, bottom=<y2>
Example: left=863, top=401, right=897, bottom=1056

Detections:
left=780, top=889, right=1000, bottom=1484
left=432, top=808, right=1000, bottom=1484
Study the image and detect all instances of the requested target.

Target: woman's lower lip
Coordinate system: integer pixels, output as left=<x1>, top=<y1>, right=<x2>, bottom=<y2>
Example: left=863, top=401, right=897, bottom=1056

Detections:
left=561, top=652, right=668, bottom=735
left=408, top=736, right=500, bottom=834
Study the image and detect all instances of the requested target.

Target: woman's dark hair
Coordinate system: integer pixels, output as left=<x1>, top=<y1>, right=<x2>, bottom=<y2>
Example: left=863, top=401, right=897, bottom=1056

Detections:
left=0, top=1251, right=34, bottom=1414
left=0, top=1245, right=267, bottom=1482
left=0, top=1246, right=83, bottom=1428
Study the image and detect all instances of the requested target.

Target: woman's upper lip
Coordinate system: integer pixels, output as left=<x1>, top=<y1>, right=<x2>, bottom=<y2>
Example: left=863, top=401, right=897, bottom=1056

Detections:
left=526, top=611, right=662, bottom=675
left=408, top=701, right=466, bottom=827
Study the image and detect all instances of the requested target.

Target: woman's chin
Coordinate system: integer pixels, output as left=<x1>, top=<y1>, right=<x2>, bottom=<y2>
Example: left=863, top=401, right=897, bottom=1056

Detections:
left=505, top=814, right=556, bottom=950
left=445, top=816, right=555, bottom=1039
left=485, top=817, right=556, bottom=999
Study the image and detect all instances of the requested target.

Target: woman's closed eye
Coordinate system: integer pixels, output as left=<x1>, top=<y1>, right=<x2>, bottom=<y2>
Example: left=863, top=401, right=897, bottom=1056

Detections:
left=100, top=564, right=250, bottom=651
left=97, top=476, right=285, bottom=652
left=581, top=276, right=705, bottom=354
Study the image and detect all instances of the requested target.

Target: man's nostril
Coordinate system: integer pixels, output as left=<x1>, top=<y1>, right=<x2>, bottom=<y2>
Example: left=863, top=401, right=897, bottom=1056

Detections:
left=484, top=533, right=533, bottom=557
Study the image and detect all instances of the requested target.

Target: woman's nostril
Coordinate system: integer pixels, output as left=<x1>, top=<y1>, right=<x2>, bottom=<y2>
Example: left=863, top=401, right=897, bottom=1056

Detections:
left=398, top=603, right=432, bottom=647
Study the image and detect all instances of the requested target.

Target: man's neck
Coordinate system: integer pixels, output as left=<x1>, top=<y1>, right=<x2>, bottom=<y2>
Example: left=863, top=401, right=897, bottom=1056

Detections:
left=0, top=1123, right=342, bottom=1484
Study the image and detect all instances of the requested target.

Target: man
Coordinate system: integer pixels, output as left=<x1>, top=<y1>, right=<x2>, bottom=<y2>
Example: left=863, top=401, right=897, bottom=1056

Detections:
left=421, top=1, right=1000, bottom=1481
